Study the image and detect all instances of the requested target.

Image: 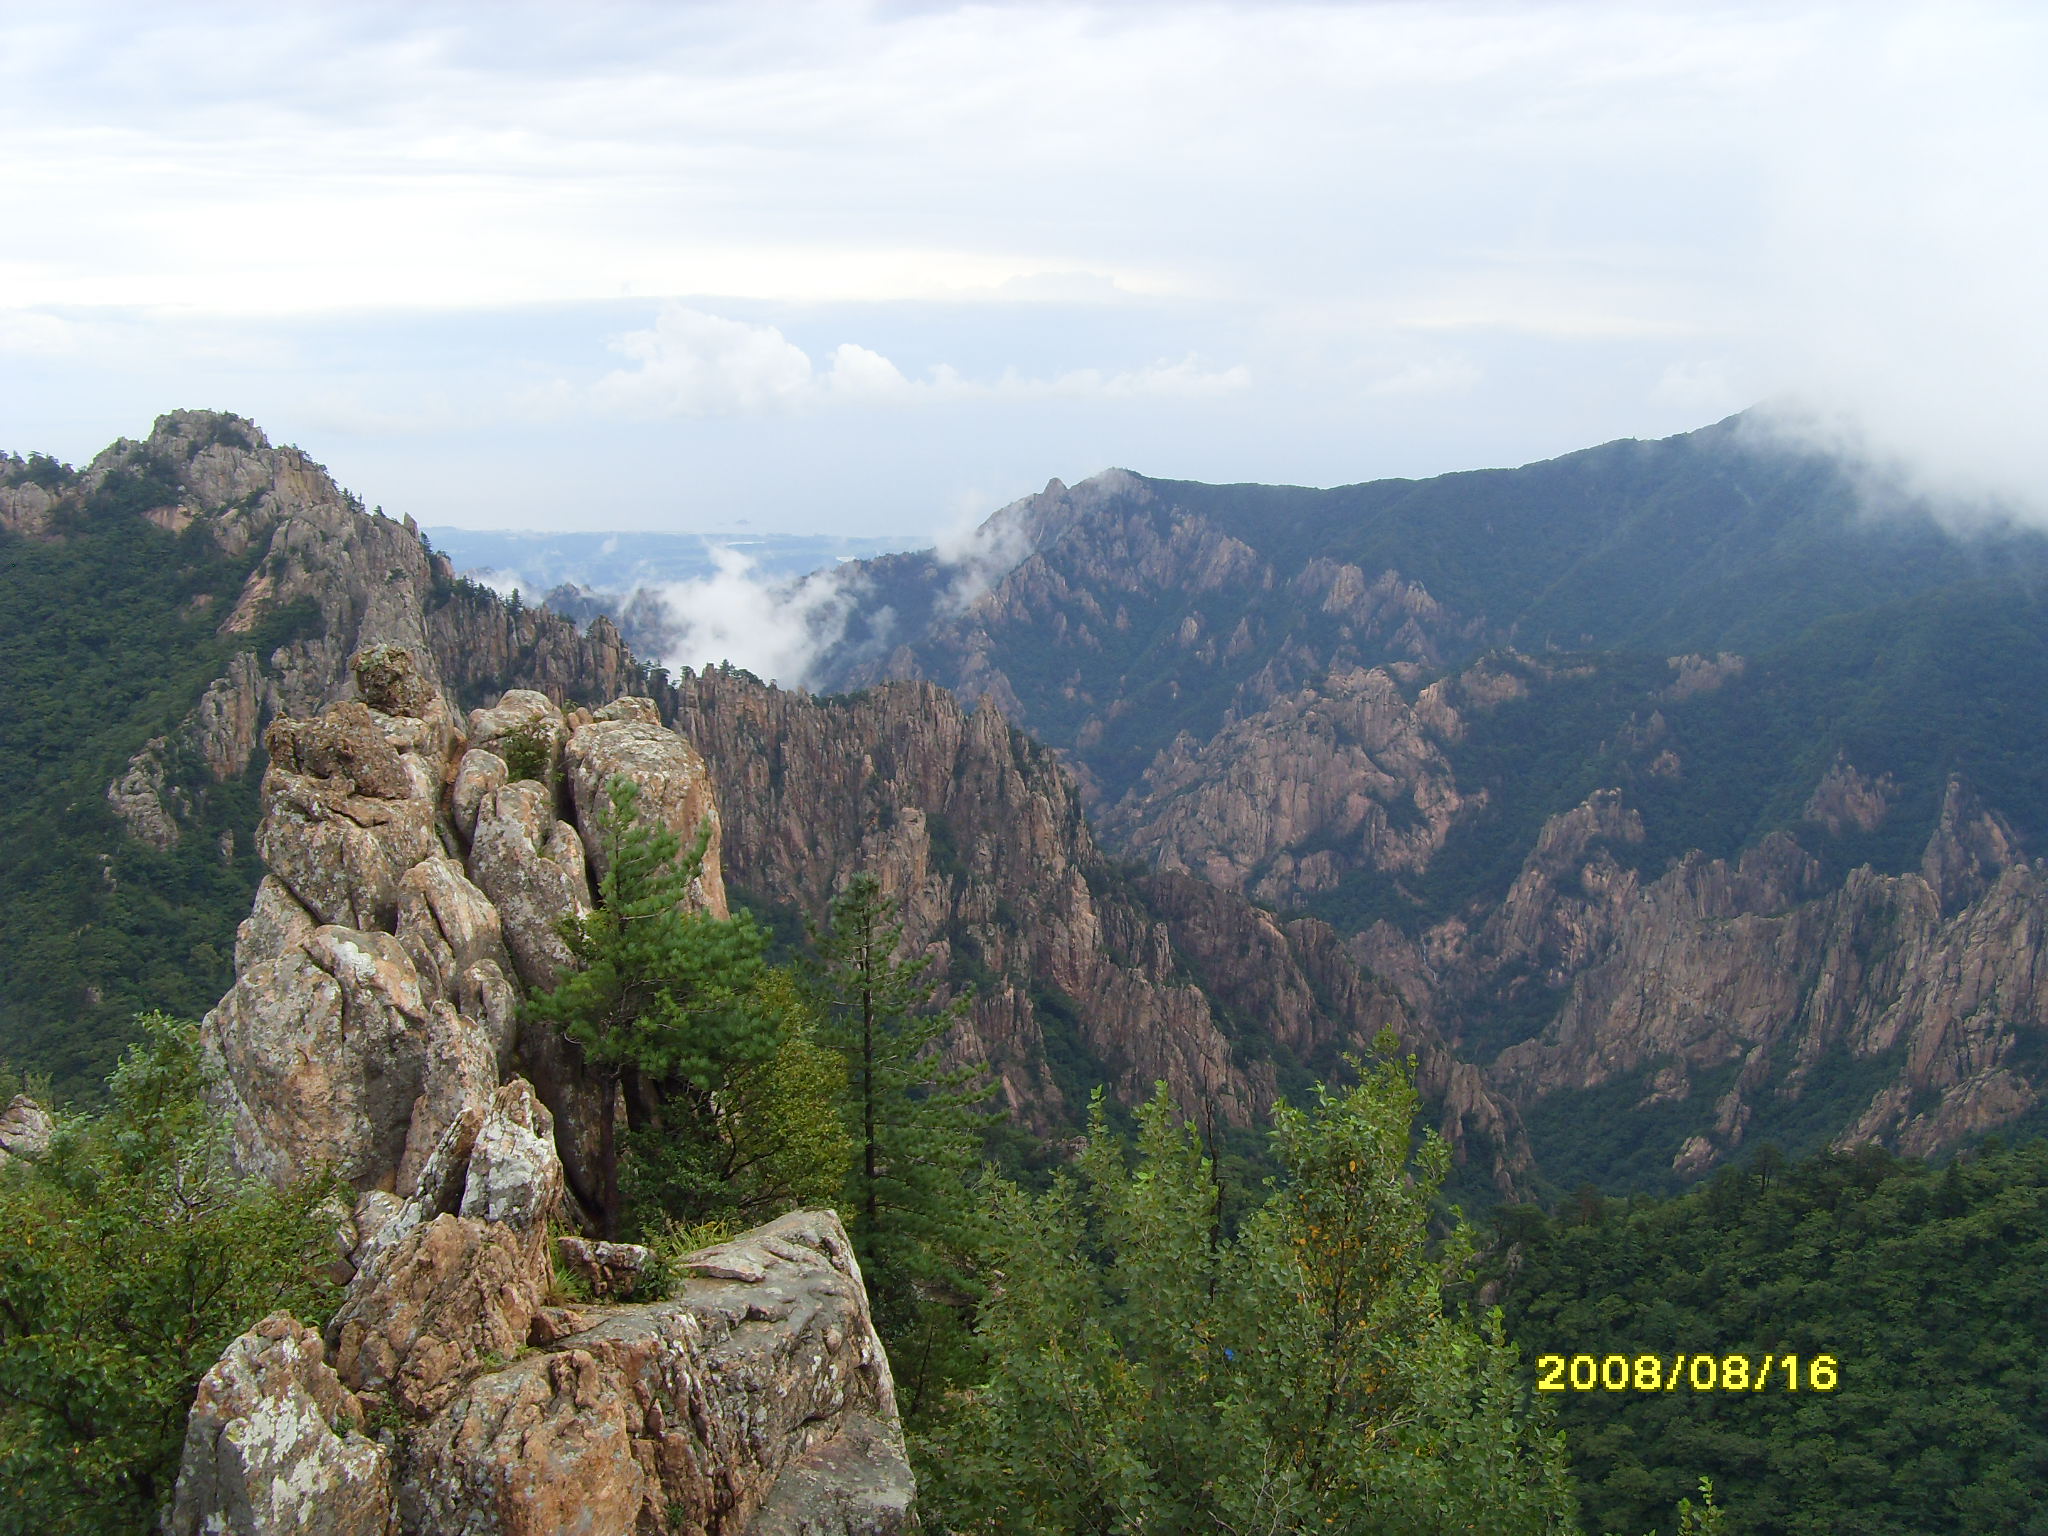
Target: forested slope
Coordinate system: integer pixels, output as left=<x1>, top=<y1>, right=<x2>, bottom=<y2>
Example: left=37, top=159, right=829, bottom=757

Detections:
left=1492, top=1139, right=2048, bottom=1534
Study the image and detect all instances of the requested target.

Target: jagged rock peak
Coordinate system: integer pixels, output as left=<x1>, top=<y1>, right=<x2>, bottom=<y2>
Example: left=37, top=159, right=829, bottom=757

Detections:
left=184, top=655, right=914, bottom=1529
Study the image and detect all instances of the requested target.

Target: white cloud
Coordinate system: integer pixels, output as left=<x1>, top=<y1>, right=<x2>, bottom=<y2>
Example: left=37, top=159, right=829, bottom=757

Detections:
left=0, top=309, right=82, bottom=357
left=1650, top=359, right=1741, bottom=417
left=647, top=545, right=861, bottom=686
left=592, top=308, right=816, bottom=417
left=4, top=2, right=2047, bottom=526
left=584, top=304, right=1247, bottom=418
left=1367, top=358, right=1483, bottom=399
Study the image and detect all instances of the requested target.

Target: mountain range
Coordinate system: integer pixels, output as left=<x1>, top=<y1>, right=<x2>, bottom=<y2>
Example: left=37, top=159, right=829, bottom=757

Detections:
left=5, top=408, right=2046, bottom=1202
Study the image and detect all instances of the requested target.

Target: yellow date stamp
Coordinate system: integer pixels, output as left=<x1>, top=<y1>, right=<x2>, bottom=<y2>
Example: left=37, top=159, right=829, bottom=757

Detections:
left=1535, top=1353, right=1839, bottom=1393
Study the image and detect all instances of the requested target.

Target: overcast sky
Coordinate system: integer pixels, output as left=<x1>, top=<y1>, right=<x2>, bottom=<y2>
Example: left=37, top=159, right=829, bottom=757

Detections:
left=2, top=0, right=2043, bottom=537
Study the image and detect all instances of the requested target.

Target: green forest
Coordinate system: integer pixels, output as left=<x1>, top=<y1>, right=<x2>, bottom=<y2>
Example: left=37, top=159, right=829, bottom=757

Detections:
left=1489, top=1139, right=2048, bottom=1534
left=0, top=450, right=287, bottom=1096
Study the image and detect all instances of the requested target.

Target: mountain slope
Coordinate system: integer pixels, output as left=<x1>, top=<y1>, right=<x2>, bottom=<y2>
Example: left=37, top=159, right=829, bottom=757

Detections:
left=1, top=410, right=1525, bottom=1196
left=811, top=417, right=2048, bottom=1188
left=0, top=411, right=654, bottom=1091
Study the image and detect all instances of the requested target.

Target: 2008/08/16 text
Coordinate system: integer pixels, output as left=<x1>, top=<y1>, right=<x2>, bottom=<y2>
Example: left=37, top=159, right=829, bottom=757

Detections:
left=1535, top=1353, right=1840, bottom=1392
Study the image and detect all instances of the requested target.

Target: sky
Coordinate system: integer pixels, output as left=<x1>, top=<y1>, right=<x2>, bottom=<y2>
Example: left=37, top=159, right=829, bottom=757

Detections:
left=2, top=0, right=2045, bottom=541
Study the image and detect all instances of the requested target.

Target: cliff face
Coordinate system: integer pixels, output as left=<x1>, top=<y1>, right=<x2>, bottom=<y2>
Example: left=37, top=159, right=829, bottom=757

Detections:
left=1479, top=781, right=2047, bottom=1176
left=180, top=651, right=913, bottom=1534
left=661, top=668, right=1529, bottom=1190
left=807, top=437, right=2048, bottom=1182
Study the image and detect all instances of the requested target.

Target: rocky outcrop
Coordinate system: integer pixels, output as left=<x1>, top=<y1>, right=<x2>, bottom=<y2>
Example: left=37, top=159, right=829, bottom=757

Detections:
left=566, top=710, right=728, bottom=917
left=0, top=1093, right=54, bottom=1165
left=663, top=667, right=1527, bottom=1187
left=58, top=410, right=651, bottom=855
left=199, top=655, right=741, bottom=1215
left=400, top=1212, right=910, bottom=1536
left=1100, top=659, right=1525, bottom=907
left=468, top=780, right=592, bottom=993
left=1482, top=785, right=2048, bottom=1173
left=183, top=656, right=913, bottom=1528
left=168, top=1313, right=396, bottom=1536
left=178, top=1205, right=913, bottom=1535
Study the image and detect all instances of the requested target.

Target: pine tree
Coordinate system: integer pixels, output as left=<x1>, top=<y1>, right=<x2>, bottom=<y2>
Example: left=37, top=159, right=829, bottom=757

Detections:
left=525, top=776, right=816, bottom=1236
left=804, top=872, right=987, bottom=1410
left=924, top=1045, right=1580, bottom=1535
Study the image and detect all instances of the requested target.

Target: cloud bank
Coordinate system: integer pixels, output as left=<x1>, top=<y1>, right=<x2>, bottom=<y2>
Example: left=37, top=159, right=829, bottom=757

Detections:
left=645, top=547, right=865, bottom=687
left=586, top=305, right=1248, bottom=419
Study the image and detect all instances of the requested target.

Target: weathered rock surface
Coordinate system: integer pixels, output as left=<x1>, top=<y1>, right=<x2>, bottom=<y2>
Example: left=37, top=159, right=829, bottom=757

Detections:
left=556, top=1237, right=655, bottom=1299
left=183, top=1208, right=912, bottom=1536
left=662, top=668, right=1526, bottom=1187
left=467, top=780, right=592, bottom=993
left=0, top=1094, right=54, bottom=1165
left=1100, top=659, right=1516, bottom=907
left=69, top=410, right=649, bottom=856
left=168, top=1312, right=395, bottom=1536
left=1480, top=783, right=2048, bottom=1173
left=566, top=711, right=729, bottom=917
left=400, top=1211, right=912, bottom=1536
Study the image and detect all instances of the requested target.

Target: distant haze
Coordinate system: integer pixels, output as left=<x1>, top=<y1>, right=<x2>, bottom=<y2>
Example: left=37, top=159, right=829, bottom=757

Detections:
left=2, top=2, right=2044, bottom=533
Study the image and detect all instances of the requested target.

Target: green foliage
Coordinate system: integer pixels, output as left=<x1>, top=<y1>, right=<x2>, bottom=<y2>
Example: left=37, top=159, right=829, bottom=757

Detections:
left=496, top=719, right=556, bottom=787
left=924, top=1049, right=1577, bottom=1535
left=805, top=873, right=990, bottom=1415
left=1494, top=1137, right=2048, bottom=1534
left=525, top=777, right=843, bottom=1236
left=0, top=1013, right=341, bottom=1532
left=619, top=968, right=852, bottom=1232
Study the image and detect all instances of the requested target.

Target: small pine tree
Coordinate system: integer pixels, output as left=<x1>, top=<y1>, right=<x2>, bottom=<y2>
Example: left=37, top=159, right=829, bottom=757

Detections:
left=525, top=776, right=806, bottom=1237
left=804, top=872, right=988, bottom=1412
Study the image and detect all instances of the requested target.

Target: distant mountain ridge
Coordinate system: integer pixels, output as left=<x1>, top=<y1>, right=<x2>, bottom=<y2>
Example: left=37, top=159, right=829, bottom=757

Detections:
left=0, top=413, right=1528, bottom=1204
left=809, top=415, right=2048, bottom=1189
left=12, top=408, right=2048, bottom=1198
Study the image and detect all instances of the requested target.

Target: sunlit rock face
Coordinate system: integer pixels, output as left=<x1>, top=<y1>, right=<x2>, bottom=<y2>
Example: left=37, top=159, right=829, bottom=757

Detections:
left=183, top=651, right=913, bottom=1532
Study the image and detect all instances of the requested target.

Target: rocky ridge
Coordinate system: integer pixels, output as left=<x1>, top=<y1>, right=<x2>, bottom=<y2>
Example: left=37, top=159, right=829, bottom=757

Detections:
left=178, top=646, right=913, bottom=1534
left=37, top=411, right=650, bottom=852
left=662, top=667, right=1530, bottom=1190
left=807, top=445, right=2048, bottom=1180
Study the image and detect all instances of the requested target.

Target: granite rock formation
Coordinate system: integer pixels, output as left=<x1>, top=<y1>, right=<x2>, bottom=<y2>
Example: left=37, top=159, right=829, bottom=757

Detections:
left=663, top=667, right=1530, bottom=1189
left=180, top=653, right=915, bottom=1532
left=57, top=411, right=650, bottom=854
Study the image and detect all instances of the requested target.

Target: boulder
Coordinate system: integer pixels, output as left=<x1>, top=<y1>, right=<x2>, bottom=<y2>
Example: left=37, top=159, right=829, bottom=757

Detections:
left=204, top=924, right=432, bottom=1190
left=399, top=1211, right=914, bottom=1536
left=459, top=1079, right=565, bottom=1230
left=467, top=690, right=568, bottom=784
left=393, top=1003, right=498, bottom=1203
left=331, top=1213, right=550, bottom=1420
left=351, top=643, right=438, bottom=719
left=555, top=1237, right=654, bottom=1300
left=331, top=1080, right=565, bottom=1418
left=394, top=856, right=517, bottom=1062
left=0, top=1094, right=54, bottom=1165
left=257, top=770, right=439, bottom=932
left=167, top=1312, right=395, bottom=1536
left=266, top=702, right=413, bottom=802
left=449, top=747, right=509, bottom=842
left=565, top=713, right=728, bottom=917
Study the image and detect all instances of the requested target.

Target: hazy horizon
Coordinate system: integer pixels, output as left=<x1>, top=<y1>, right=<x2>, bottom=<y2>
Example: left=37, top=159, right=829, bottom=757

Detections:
left=5, top=2, right=2044, bottom=539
